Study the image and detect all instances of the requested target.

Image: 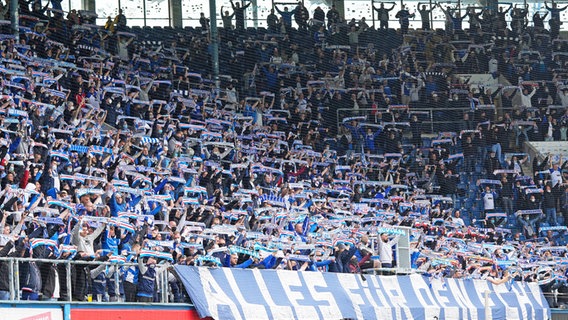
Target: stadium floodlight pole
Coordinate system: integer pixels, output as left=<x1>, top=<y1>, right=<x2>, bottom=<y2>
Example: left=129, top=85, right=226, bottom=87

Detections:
left=429, top=0, right=433, bottom=31
left=10, top=0, right=18, bottom=41
left=143, top=0, right=147, bottom=26
left=252, top=0, right=258, bottom=28
left=371, top=0, right=375, bottom=29
left=210, top=0, right=220, bottom=89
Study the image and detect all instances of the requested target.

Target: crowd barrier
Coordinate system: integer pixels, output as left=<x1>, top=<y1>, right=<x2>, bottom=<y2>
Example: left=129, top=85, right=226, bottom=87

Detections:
left=0, top=257, right=172, bottom=303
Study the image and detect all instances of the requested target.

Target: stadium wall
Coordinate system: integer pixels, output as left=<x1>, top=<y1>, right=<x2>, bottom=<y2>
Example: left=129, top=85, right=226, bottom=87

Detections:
left=0, top=302, right=199, bottom=320
left=3, top=301, right=568, bottom=319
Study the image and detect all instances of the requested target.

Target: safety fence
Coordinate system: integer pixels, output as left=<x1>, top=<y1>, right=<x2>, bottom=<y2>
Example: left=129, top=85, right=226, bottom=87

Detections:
left=0, top=257, right=172, bottom=303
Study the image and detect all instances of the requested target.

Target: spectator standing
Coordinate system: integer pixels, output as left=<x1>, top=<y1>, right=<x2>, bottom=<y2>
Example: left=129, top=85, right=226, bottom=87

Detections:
left=482, top=185, right=497, bottom=217
left=294, top=3, right=309, bottom=32
left=117, top=34, right=135, bottom=62
left=230, top=0, right=252, bottom=31
left=519, top=85, right=536, bottom=109
left=533, top=11, right=548, bottom=33
left=105, top=16, right=115, bottom=33
left=544, top=184, right=558, bottom=226
left=545, top=1, right=568, bottom=40
left=123, top=248, right=140, bottom=302
left=510, top=4, right=529, bottom=35
left=466, top=6, right=484, bottom=33
left=0, top=236, right=19, bottom=300
left=449, top=210, right=465, bottom=227
left=199, top=13, right=210, bottom=31
left=220, top=7, right=235, bottom=30
left=417, top=3, right=433, bottom=30
left=326, top=5, right=340, bottom=28
left=500, top=175, right=514, bottom=216
left=266, top=9, right=279, bottom=33
left=313, top=6, right=325, bottom=27
left=114, top=9, right=127, bottom=31
left=374, top=3, right=396, bottom=30
left=275, top=6, right=296, bottom=31
left=378, top=233, right=400, bottom=272
left=395, top=6, right=415, bottom=35
left=72, top=219, right=106, bottom=257
left=137, top=255, right=157, bottom=302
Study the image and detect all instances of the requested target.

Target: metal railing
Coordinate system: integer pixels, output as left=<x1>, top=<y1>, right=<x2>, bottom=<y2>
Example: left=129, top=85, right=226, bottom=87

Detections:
left=362, top=267, right=424, bottom=275
left=336, top=106, right=498, bottom=135
left=0, top=257, right=172, bottom=303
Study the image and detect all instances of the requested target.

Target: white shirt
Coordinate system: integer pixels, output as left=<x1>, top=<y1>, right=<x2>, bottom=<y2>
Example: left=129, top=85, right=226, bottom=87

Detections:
left=547, top=122, right=554, bottom=138
left=488, top=58, right=498, bottom=74
left=519, top=88, right=536, bottom=108
left=550, top=168, right=562, bottom=187
left=483, top=191, right=495, bottom=210
left=513, top=161, right=522, bottom=173
left=52, top=268, right=60, bottom=299
left=378, top=235, right=400, bottom=264
left=559, top=92, right=568, bottom=107
left=452, top=217, right=465, bottom=227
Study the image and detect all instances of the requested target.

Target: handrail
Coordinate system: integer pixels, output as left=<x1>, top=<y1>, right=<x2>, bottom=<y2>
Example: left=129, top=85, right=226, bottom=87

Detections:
left=361, top=267, right=425, bottom=274
left=335, top=106, right=512, bottom=135
left=0, top=257, right=140, bottom=265
left=0, top=257, right=172, bottom=303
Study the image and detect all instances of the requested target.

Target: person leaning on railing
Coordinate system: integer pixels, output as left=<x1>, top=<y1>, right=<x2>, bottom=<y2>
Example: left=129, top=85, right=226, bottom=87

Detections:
left=136, top=253, right=157, bottom=303
left=0, top=234, right=21, bottom=300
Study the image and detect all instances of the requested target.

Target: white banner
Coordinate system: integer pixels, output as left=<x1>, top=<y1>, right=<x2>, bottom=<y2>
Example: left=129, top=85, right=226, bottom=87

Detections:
left=175, top=266, right=550, bottom=320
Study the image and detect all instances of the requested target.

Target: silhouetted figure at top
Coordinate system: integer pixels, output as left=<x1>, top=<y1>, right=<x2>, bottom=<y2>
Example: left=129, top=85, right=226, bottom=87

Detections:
left=275, top=5, right=296, bottom=31
left=545, top=1, right=568, bottom=40
left=533, top=10, right=548, bottom=33
left=326, top=4, right=340, bottom=28
left=510, top=4, right=529, bottom=35
left=373, top=3, right=395, bottom=29
left=395, top=5, right=414, bottom=35
left=495, top=4, right=512, bottom=31
left=417, top=3, right=434, bottom=30
left=230, top=0, right=252, bottom=31
left=115, top=9, right=127, bottom=31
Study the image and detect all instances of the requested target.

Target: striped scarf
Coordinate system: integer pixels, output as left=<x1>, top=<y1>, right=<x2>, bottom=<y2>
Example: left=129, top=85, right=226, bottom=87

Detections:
left=139, top=249, right=173, bottom=261
left=30, top=238, right=58, bottom=249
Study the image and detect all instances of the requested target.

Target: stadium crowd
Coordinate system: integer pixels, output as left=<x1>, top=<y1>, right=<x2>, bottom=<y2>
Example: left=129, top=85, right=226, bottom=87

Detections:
left=0, top=0, right=566, bottom=307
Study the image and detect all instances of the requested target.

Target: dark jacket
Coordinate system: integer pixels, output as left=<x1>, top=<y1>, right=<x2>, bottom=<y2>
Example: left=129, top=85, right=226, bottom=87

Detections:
left=0, top=240, right=15, bottom=291
left=41, top=263, right=57, bottom=299
left=136, top=259, right=156, bottom=298
left=21, top=261, right=42, bottom=294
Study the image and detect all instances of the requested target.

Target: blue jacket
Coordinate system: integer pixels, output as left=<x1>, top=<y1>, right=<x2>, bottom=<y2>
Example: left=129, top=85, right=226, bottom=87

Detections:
left=92, top=270, right=107, bottom=295
left=123, top=265, right=138, bottom=285
left=224, top=254, right=254, bottom=268
left=137, top=262, right=156, bottom=298
left=307, top=259, right=333, bottom=272
left=275, top=7, right=296, bottom=26
left=102, top=230, right=119, bottom=255
left=109, top=194, right=127, bottom=217
left=107, top=267, right=124, bottom=297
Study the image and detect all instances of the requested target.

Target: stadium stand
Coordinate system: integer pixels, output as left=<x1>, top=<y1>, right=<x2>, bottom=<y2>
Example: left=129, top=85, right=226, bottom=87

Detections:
left=0, top=0, right=566, bottom=313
